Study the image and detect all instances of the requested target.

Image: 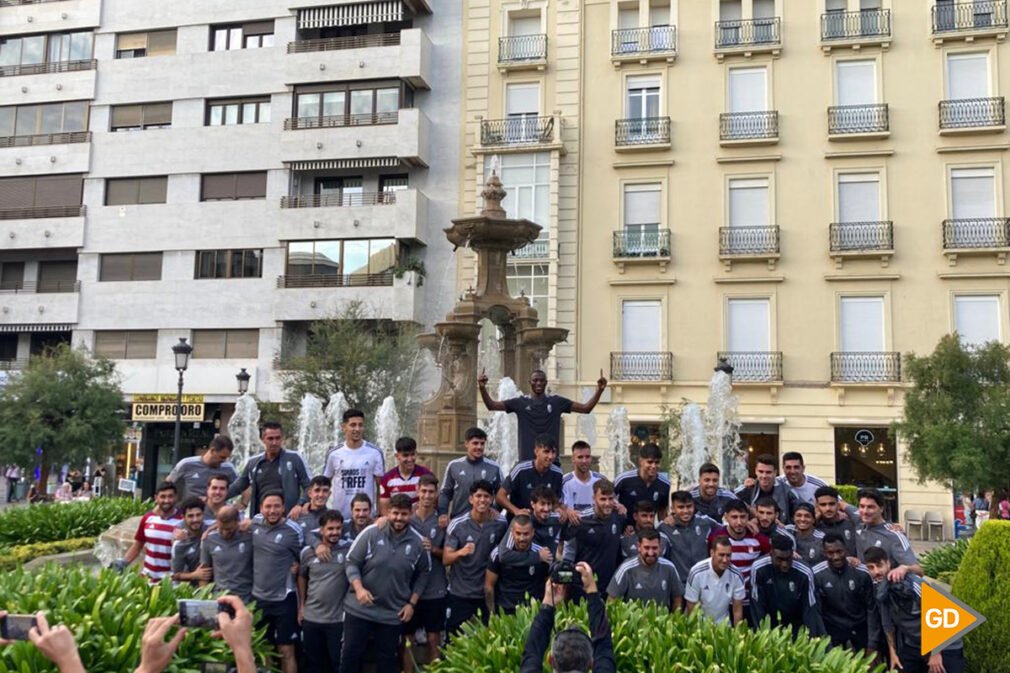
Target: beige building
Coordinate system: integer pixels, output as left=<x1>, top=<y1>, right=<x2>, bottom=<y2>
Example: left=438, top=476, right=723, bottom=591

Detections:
left=460, top=0, right=1010, bottom=536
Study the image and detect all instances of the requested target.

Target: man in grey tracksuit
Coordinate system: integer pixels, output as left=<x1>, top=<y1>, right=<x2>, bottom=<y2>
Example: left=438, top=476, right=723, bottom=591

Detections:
left=659, top=490, right=719, bottom=582
left=437, top=428, right=503, bottom=519
left=341, top=493, right=431, bottom=673
left=228, top=423, right=312, bottom=516
left=298, top=509, right=351, bottom=673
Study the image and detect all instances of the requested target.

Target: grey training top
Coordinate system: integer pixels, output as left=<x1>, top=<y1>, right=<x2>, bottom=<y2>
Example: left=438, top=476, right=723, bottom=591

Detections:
left=344, top=523, right=431, bottom=626
left=295, top=507, right=327, bottom=548
left=658, top=514, right=718, bottom=581
left=855, top=522, right=917, bottom=567
left=200, top=530, right=254, bottom=602
left=606, top=557, right=683, bottom=610
left=411, top=511, right=447, bottom=600
left=445, top=512, right=509, bottom=599
left=170, top=536, right=202, bottom=582
left=816, top=516, right=859, bottom=557
left=789, top=527, right=826, bottom=566
left=620, top=530, right=671, bottom=561
left=300, top=540, right=352, bottom=624
left=168, top=456, right=239, bottom=502
left=437, top=456, right=504, bottom=518
left=875, top=574, right=962, bottom=652
left=251, top=518, right=304, bottom=602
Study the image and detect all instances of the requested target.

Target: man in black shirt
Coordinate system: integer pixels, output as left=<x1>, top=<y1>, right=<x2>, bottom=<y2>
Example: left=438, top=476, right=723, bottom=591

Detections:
left=530, top=485, right=563, bottom=554
left=814, top=486, right=859, bottom=559
left=485, top=515, right=551, bottom=614
left=561, top=479, right=623, bottom=600
left=498, top=434, right=565, bottom=519
left=813, top=534, right=875, bottom=651
left=690, top=463, right=738, bottom=521
left=479, top=368, right=607, bottom=462
left=750, top=535, right=824, bottom=639
left=614, top=443, right=670, bottom=527
left=734, top=453, right=796, bottom=523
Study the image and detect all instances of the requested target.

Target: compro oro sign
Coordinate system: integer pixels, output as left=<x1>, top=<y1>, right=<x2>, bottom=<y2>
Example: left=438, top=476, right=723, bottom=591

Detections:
left=131, top=394, right=205, bottom=422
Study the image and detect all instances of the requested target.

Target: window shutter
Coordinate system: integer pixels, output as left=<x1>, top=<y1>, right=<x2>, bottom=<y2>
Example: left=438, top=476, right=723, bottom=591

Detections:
left=728, top=299, right=770, bottom=352
left=510, top=16, right=540, bottom=35
left=105, top=178, right=139, bottom=206
left=33, top=175, right=82, bottom=207
left=235, top=172, right=267, bottom=199
left=506, top=84, right=539, bottom=115
left=143, top=102, right=172, bottom=126
left=111, top=105, right=142, bottom=129
left=116, top=33, right=147, bottom=51
left=621, top=300, right=662, bottom=351
left=0, top=177, right=37, bottom=209
left=95, top=331, right=127, bottom=358
left=947, top=53, right=989, bottom=100
left=951, top=168, right=995, bottom=219
left=137, top=177, right=168, bottom=204
left=202, top=174, right=237, bottom=200
left=840, top=296, right=884, bottom=352
left=193, top=330, right=227, bottom=358
left=132, top=253, right=163, bottom=281
left=954, top=296, right=1001, bottom=347
left=729, top=68, right=766, bottom=113
left=226, top=330, right=259, bottom=358
left=836, top=60, right=876, bottom=106
left=243, top=21, right=274, bottom=36
left=728, top=178, right=769, bottom=227
left=147, top=30, right=177, bottom=56
left=623, top=184, right=661, bottom=226
left=126, top=331, right=157, bottom=358
left=100, top=254, right=132, bottom=281
left=837, top=173, right=880, bottom=223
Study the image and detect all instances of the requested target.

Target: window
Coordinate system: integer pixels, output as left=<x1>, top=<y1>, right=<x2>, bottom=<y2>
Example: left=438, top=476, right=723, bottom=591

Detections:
left=955, top=295, right=1001, bottom=346
left=483, top=153, right=550, bottom=232
left=837, top=172, right=881, bottom=222
left=207, top=97, right=270, bottom=126
left=626, top=75, right=661, bottom=119
left=195, top=249, right=263, bottom=279
left=835, top=59, right=877, bottom=106
left=211, top=22, right=275, bottom=51
left=623, top=183, right=662, bottom=252
left=504, top=83, right=540, bottom=141
left=0, top=175, right=83, bottom=209
left=379, top=175, right=408, bottom=193
left=950, top=167, right=996, bottom=219
left=729, top=66, right=767, bottom=113
left=104, top=177, right=168, bottom=206
left=286, top=238, right=397, bottom=276
left=0, top=263, right=23, bottom=291
left=94, top=331, right=157, bottom=359
left=946, top=52, right=990, bottom=100
left=728, top=177, right=770, bottom=227
left=839, top=296, right=884, bottom=353
left=115, top=30, right=176, bottom=59
left=727, top=298, right=770, bottom=352
left=0, top=31, right=93, bottom=71
left=192, top=329, right=259, bottom=358
left=200, top=172, right=267, bottom=201
left=99, top=253, right=162, bottom=281
left=0, top=101, right=88, bottom=137
left=38, top=260, right=76, bottom=293
left=508, top=15, right=541, bottom=36
left=621, top=300, right=661, bottom=351
left=110, top=103, right=172, bottom=131
left=506, top=263, right=548, bottom=316
left=294, top=83, right=406, bottom=122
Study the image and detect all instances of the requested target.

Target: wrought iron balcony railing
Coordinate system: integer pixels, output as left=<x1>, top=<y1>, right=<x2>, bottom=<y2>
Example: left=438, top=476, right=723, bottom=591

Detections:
left=830, top=221, right=894, bottom=252
left=831, top=352, right=901, bottom=383
left=821, top=8, right=892, bottom=40
left=280, top=192, right=396, bottom=208
left=287, top=32, right=400, bottom=54
left=612, top=229, right=671, bottom=258
left=715, top=17, right=781, bottom=48
left=828, top=104, right=889, bottom=135
left=0, top=205, right=85, bottom=220
left=610, top=352, right=673, bottom=382
left=939, top=97, right=1006, bottom=129
left=0, top=59, right=95, bottom=78
left=0, top=131, right=91, bottom=148
left=498, top=34, right=547, bottom=63
left=614, top=117, right=671, bottom=146
left=480, top=116, right=554, bottom=146
left=509, top=239, right=549, bottom=259
left=611, top=26, right=677, bottom=56
left=719, top=226, right=780, bottom=256
left=932, top=0, right=1007, bottom=33
left=720, top=111, right=778, bottom=141
left=942, top=218, right=1010, bottom=249
left=717, top=351, right=783, bottom=382
left=0, top=280, right=80, bottom=293
left=277, top=271, right=394, bottom=289
left=284, top=111, right=399, bottom=130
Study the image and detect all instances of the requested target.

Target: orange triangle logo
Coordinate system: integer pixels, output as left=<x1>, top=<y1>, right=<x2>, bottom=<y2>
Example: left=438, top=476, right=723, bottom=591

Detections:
left=920, top=582, right=986, bottom=656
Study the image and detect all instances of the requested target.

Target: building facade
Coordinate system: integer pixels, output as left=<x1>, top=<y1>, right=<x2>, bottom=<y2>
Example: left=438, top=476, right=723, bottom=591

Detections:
left=1, top=0, right=462, bottom=495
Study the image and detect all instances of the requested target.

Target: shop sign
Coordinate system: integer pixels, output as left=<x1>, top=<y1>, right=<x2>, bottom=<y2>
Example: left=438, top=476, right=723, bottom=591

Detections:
left=131, top=394, right=205, bottom=422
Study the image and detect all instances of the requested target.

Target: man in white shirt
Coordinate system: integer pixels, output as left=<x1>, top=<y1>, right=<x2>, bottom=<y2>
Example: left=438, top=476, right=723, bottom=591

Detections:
left=776, top=452, right=828, bottom=505
left=322, top=409, right=384, bottom=519
left=684, top=536, right=746, bottom=625
left=561, top=441, right=602, bottom=517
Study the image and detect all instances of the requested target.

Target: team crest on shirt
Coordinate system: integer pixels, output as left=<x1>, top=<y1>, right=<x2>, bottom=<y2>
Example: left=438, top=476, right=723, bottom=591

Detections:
left=848, top=579, right=855, bottom=591
left=661, top=579, right=668, bottom=591
left=490, top=534, right=496, bottom=544
left=337, top=553, right=345, bottom=563
left=406, top=544, right=412, bottom=555
left=378, top=539, right=386, bottom=546
left=480, top=470, right=487, bottom=478
left=874, top=540, right=883, bottom=547
left=528, top=566, right=535, bottom=576
left=286, top=461, right=292, bottom=471
left=695, top=525, right=701, bottom=535
left=430, top=528, right=437, bottom=538
left=611, top=524, right=617, bottom=535
left=239, top=542, right=246, bottom=553
left=844, top=530, right=851, bottom=539
left=213, top=545, right=222, bottom=554
left=808, top=549, right=816, bottom=559
left=274, top=533, right=283, bottom=543
left=788, top=581, right=796, bottom=592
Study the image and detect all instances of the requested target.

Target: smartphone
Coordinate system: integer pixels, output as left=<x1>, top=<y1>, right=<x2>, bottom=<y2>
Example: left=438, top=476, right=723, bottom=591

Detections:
left=178, top=600, right=233, bottom=629
left=0, top=614, right=37, bottom=641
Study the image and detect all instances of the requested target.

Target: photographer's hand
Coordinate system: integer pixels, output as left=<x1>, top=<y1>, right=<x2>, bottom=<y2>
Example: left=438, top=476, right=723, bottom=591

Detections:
left=214, top=596, right=256, bottom=673
left=28, top=613, right=86, bottom=673
left=575, top=562, right=598, bottom=595
left=134, top=614, right=187, bottom=673
left=541, top=577, right=565, bottom=608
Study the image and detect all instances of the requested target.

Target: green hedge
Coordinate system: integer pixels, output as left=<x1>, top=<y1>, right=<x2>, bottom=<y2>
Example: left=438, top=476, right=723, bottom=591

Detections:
left=429, top=599, right=884, bottom=673
left=833, top=484, right=859, bottom=505
left=921, top=538, right=971, bottom=578
left=0, top=537, right=96, bottom=571
left=0, top=498, right=149, bottom=548
left=0, top=565, right=272, bottom=673
left=951, top=521, right=1010, bottom=673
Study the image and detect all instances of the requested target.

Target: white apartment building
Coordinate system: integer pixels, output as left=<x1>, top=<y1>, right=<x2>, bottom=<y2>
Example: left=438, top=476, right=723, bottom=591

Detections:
left=0, top=0, right=461, bottom=495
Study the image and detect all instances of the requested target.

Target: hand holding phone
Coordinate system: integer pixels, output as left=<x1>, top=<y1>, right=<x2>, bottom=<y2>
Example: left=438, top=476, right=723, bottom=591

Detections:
left=0, top=613, right=37, bottom=641
left=178, top=600, right=235, bottom=629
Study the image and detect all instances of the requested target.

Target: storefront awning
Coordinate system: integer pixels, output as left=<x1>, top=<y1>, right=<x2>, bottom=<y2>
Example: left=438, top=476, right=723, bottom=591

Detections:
left=296, top=1, right=407, bottom=29
left=286, top=157, right=401, bottom=170
left=0, top=323, right=73, bottom=333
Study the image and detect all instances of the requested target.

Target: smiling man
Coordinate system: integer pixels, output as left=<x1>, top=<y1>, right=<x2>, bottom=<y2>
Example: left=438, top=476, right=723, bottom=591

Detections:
left=323, top=409, right=385, bottom=519
left=498, top=434, right=564, bottom=519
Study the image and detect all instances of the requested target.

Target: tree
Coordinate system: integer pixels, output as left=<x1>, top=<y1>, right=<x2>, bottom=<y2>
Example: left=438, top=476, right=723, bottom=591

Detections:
left=279, top=301, right=424, bottom=436
left=896, top=334, right=1010, bottom=492
left=0, top=344, right=125, bottom=489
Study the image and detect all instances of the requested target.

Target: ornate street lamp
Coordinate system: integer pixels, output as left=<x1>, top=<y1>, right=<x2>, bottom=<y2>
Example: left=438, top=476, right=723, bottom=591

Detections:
left=236, top=367, right=251, bottom=395
left=171, top=337, right=193, bottom=465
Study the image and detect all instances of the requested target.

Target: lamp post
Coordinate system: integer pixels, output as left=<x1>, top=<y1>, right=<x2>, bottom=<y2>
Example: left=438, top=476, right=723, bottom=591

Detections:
left=171, top=337, right=193, bottom=466
left=236, top=367, right=251, bottom=396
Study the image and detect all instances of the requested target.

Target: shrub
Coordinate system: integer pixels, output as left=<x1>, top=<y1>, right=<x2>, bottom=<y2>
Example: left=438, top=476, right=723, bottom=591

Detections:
left=0, top=537, right=96, bottom=571
left=951, top=521, right=1010, bottom=673
left=0, top=565, right=272, bottom=673
left=429, top=599, right=883, bottom=673
left=0, top=498, right=149, bottom=547
left=833, top=484, right=859, bottom=505
left=921, top=538, right=971, bottom=578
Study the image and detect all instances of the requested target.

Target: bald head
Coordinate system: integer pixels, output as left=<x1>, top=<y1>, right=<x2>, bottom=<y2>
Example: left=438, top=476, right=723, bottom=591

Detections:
left=217, top=505, right=240, bottom=538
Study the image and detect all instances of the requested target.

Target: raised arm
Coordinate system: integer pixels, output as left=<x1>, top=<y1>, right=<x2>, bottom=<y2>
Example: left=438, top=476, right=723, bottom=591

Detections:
left=570, top=370, right=608, bottom=414
left=478, top=369, right=508, bottom=412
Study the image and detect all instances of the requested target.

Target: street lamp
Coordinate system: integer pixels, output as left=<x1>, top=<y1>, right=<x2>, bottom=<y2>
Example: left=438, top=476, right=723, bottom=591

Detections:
left=171, top=337, right=193, bottom=466
left=236, top=367, right=251, bottom=395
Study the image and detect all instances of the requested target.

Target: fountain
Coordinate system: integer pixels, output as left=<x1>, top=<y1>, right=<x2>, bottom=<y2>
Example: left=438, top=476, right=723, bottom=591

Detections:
left=227, top=392, right=262, bottom=471
left=296, top=393, right=329, bottom=475
left=485, top=377, right=520, bottom=474
left=601, top=406, right=632, bottom=479
left=416, top=169, right=568, bottom=472
left=375, top=396, right=401, bottom=468
left=577, top=388, right=599, bottom=448
left=324, top=391, right=349, bottom=450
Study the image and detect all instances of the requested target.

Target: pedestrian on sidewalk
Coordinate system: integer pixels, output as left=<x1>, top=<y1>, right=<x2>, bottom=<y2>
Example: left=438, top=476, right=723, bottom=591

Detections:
left=4, top=464, right=21, bottom=503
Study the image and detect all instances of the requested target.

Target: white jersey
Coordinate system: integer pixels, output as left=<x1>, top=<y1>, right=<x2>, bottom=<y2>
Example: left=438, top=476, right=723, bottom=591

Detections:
left=323, top=442, right=385, bottom=518
left=562, top=471, right=602, bottom=510
left=776, top=473, right=828, bottom=505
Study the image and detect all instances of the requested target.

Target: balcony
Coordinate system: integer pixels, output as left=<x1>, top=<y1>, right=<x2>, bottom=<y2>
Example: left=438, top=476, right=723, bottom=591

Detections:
left=720, top=111, right=778, bottom=145
left=0, top=205, right=84, bottom=221
left=610, top=352, right=673, bottom=382
left=0, top=132, right=90, bottom=149
left=0, top=286, right=79, bottom=325
left=508, top=238, right=549, bottom=260
left=612, top=229, right=671, bottom=272
left=0, top=358, right=28, bottom=372
left=942, top=217, right=1010, bottom=264
left=498, top=34, right=547, bottom=71
left=939, top=97, right=1006, bottom=134
left=932, top=0, right=1008, bottom=43
left=280, top=107, right=429, bottom=167
left=287, top=32, right=401, bottom=54
left=611, top=26, right=677, bottom=65
left=830, top=352, right=901, bottom=384
left=714, top=18, right=781, bottom=59
left=478, top=115, right=557, bottom=152
left=719, top=226, right=780, bottom=270
left=281, top=192, right=395, bottom=208
left=278, top=189, right=428, bottom=243
left=828, top=104, right=889, bottom=139
left=614, top=117, right=671, bottom=151
left=273, top=272, right=421, bottom=322
left=277, top=272, right=393, bottom=289
left=0, top=280, right=80, bottom=294
left=285, top=28, right=431, bottom=90
left=283, top=111, right=398, bottom=131
left=0, top=134, right=92, bottom=177
left=0, top=61, right=96, bottom=107
left=716, top=351, right=783, bottom=383
left=0, top=59, right=95, bottom=78
left=820, top=9, right=892, bottom=51
left=829, top=221, right=894, bottom=267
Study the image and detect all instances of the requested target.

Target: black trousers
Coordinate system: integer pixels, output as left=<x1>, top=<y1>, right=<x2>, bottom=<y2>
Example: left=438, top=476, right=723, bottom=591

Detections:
left=340, top=614, right=401, bottom=673
left=302, top=620, right=342, bottom=673
left=445, top=595, right=487, bottom=637
left=899, top=645, right=966, bottom=673
left=825, top=623, right=868, bottom=651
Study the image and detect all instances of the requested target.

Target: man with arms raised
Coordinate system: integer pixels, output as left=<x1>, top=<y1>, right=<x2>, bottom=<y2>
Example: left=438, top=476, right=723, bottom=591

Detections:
left=323, top=409, right=385, bottom=519
left=608, top=529, right=683, bottom=612
left=168, top=434, right=238, bottom=502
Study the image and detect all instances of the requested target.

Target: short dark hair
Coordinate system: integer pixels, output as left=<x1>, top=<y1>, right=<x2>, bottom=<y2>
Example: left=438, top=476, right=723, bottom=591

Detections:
left=319, top=510, right=343, bottom=527
left=793, top=502, right=815, bottom=517
left=639, top=443, right=662, bottom=461
left=181, top=497, right=205, bottom=513
left=388, top=493, right=412, bottom=511
left=710, top=535, right=732, bottom=552
left=418, top=473, right=439, bottom=489
left=671, top=490, right=694, bottom=506
left=351, top=493, right=372, bottom=508
left=863, top=547, right=889, bottom=565
left=531, top=485, right=558, bottom=505
left=754, top=496, right=779, bottom=512
left=210, top=435, right=234, bottom=452
left=156, top=481, right=177, bottom=495
left=755, top=453, right=777, bottom=469
left=531, top=369, right=547, bottom=379
left=771, top=535, right=794, bottom=553
left=512, top=514, right=533, bottom=528
left=857, top=488, right=884, bottom=508
left=342, top=409, right=365, bottom=423
left=395, top=437, right=417, bottom=453
left=534, top=434, right=558, bottom=452
left=470, top=479, right=495, bottom=496
left=634, top=500, right=657, bottom=515
left=593, top=478, right=615, bottom=496
left=309, top=475, right=332, bottom=489
left=261, top=421, right=282, bottom=434
left=261, top=490, right=284, bottom=504
left=465, top=427, right=487, bottom=442
left=637, top=528, right=660, bottom=543
left=781, top=451, right=804, bottom=465
left=822, top=533, right=846, bottom=548
left=699, top=462, right=720, bottom=477
left=207, top=473, right=231, bottom=488
left=815, top=486, right=840, bottom=501
left=724, top=499, right=749, bottom=515
left=571, top=440, right=591, bottom=452
left=551, top=627, right=592, bottom=672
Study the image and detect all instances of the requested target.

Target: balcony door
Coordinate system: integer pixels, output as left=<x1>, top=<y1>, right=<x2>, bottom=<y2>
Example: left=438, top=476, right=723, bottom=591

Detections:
left=727, top=177, right=770, bottom=252
left=824, top=0, right=847, bottom=38
left=752, top=0, right=776, bottom=42
left=727, top=298, right=771, bottom=379
left=954, top=295, right=1001, bottom=347
left=719, top=0, right=743, bottom=45
left=950, top=167, right=998, bottom=246
left=840, top=296, right=885, bottom=379
left=616, top=8, right=639, bottom=53
left=836, top=60, right=877, bottom=107
left=623, top=184, right=662, bottom=256
left=315, top=176, right=362, bottom=206
left=947, top=52, right=989, bottom=101
left=727, top=67, right=767, bottom=137
left=505, top=83, right=540, bottom=142
left=649, top=5, right=673, bottom=50
left=626, top=76, right=661, bottom=139
left=621, top=300, right=662, bottom=380
left=860, top=0, right=883, bottom=34
left=837, top=172, right=881, bottom=249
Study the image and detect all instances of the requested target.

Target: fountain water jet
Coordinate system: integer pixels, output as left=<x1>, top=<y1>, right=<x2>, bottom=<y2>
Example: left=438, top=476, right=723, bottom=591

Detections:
left=296, top=393, right=328, bottom=476
left=485, top=377, right=520, bottom=474
left=324, top=391, right=349, bottom=451
left=375, top=396, right=401, bottom=469
left=227, top=393, right=262, bottom=471
left=602, top=406, right=631, bottom=479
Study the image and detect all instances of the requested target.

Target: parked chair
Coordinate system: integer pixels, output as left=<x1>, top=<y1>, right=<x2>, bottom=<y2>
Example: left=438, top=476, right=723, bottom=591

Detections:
left=925, top=511, right=945, bottom=542
left=905, top=510, right=924, bottom=540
